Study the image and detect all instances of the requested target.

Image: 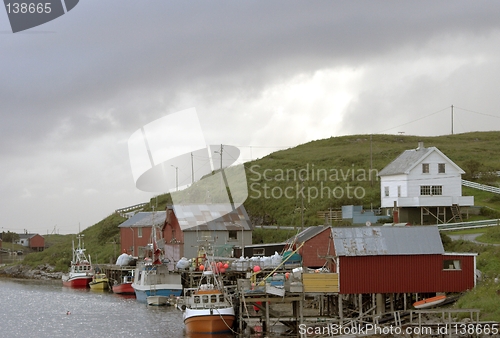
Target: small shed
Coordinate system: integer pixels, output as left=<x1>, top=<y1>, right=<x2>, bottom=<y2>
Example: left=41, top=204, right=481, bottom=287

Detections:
left=289, top=226, right=335, bottom=269
left=16, top=233, right=45, bottom=252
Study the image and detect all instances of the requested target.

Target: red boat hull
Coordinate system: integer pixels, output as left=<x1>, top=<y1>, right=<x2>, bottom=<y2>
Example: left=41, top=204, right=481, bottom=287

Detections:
left=62, top=276, right=92, bottom=288
left=112, top=282, right=135, bottom=295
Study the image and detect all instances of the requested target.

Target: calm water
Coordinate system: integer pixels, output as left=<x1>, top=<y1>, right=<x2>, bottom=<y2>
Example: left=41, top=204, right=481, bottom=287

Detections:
left=0, top=278, right=236, bottom=338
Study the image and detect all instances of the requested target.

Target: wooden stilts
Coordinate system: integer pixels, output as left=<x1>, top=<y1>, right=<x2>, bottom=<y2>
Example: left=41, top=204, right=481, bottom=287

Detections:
left=338, top=294, right=343, bottom=325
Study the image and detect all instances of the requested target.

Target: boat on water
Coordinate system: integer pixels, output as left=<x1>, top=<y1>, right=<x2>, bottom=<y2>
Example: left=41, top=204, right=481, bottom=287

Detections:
left=413, top=295, right=447, bottom=309
left=182, top=239, right=235, bottom=334
left=62, top=234, right=94, bottom=288
left=112, top=274, right=135, bottom=295
left=131, top=219, right=182, bottom=302
left=89, top=273, right=109, bottom=291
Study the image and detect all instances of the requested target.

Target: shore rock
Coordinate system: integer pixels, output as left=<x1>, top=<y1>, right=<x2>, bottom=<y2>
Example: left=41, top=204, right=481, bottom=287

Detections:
left=0, top=264, right=62, bottom=280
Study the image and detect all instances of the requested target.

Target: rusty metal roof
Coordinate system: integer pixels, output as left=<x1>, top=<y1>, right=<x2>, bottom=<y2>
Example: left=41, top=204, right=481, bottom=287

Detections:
left=292, top=226, right=331, bottom=243
left=172, top=204, right=252, bottom=231
left=332, top=226, right=444, bottom=256
left=118, top=211, right=166, bottom=228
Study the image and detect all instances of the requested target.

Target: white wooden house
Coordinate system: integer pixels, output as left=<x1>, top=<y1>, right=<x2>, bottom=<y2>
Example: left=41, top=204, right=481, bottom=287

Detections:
left=378, top=142, right=474, bottom=224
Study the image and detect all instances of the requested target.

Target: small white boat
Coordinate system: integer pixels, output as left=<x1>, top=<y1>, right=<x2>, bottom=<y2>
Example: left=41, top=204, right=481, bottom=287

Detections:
left=147, top=295, right=170, bottom=306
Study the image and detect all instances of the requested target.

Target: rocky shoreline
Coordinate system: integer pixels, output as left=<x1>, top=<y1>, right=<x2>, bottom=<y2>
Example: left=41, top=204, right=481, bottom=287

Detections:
left=0, top=264, right=62, bottom=280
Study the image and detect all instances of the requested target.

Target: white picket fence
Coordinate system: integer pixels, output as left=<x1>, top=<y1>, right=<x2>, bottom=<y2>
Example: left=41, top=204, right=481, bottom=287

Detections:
left=462, top=179, right=500, bottom=195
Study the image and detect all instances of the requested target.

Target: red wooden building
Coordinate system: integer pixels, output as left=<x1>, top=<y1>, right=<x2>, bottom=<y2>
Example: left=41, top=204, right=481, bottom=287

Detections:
left=291, top=226, right=334, bottom=269
left=292, top=225, right=476, bottom=294
left=331, top=226, right=476, bottom=294
left=16, top=233, right=45, bottom=252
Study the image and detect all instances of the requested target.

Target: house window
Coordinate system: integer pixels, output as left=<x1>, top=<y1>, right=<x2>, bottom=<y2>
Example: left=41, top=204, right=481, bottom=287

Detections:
left=420, top=185, right=442, bottom=196
left=397, top=186, right=401, bottom=197
left=443, top=259, right=461, bottom=270
left=420, top=186, right=431, bottom=195
left=228, top=231, right=237, bottom=241
left=384, top=186, right=389, bottom=197
left=422, top=163, right=429, bottom=173
left=253, top=248, right=265, bottom=256
left=438, top=163, right=446, bottom=173
left=138, top=227, right=142, bottom=238
left=432, top=186, right=443, bottom=195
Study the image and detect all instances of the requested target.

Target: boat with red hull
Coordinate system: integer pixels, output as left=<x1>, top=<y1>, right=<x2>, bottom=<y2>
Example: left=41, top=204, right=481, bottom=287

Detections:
left=62, top=234, right=94, bottom=288
left=112, top=275, right=135, bottom=295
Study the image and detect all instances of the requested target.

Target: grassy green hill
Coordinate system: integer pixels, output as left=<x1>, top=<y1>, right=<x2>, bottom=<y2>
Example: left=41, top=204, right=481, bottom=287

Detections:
left=149, top=131, right=500, bottom=226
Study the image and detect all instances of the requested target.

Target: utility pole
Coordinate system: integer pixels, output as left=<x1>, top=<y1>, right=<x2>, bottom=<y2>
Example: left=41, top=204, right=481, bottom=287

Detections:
left=214, top=144, right=224, bottom=192
left=451, top=104, right=454, bottom=135
left=300, top=173, right=304, bottom=231
left=370, top=134, right=373, bottom=187
left=171, top=165, right=178, bottom=191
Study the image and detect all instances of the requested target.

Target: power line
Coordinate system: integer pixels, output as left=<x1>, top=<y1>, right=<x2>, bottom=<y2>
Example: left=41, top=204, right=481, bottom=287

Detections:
left=453, top=106, right=500, bottom=119
left=377, top=106, right=450, bottom=133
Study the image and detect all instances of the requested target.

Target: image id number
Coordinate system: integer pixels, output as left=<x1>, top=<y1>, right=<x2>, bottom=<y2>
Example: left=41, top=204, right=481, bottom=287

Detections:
left=6, top=3, right=52, bottom=14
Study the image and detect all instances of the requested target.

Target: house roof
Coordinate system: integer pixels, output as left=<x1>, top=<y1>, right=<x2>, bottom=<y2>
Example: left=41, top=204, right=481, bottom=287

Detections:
left=118, top=211, right=167, bottom=228
left=17, top=233, right=43, bottom=240
left=378, top=144, right=464, bottom=176
left=291, top=226, right=331, bottom=243
left=332, top=226, right=444, bottom=256
left=172, top=204, right=253, bottom=231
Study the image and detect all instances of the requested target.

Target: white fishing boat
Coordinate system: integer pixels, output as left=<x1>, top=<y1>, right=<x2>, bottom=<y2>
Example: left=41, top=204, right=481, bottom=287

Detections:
left=131, top=216, right=182, bottom=302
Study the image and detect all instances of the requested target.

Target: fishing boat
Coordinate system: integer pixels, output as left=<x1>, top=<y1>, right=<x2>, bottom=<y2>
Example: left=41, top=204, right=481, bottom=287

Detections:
left=131, top=218, right=182, bottom=302
left=413, top=295, right=447, bottom=309
left=182, top=240, right=235, bottom=334
left=112, top=274, right=135, bottom=295
left=89, top=273, right=109, bottom=291
left=62, top=234, right=94, bottom=288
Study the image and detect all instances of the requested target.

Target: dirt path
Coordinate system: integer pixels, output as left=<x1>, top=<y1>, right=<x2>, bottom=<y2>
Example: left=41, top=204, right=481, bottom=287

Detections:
left=448, top=233, right=500, bottom=246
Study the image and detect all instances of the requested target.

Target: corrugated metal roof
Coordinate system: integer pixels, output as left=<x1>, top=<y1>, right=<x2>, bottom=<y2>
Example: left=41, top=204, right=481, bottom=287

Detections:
left=173, top=204, right=252, bottom=231
left=293, top=226, right=330, bottom=243
left=378, top=147, right=433, bottom=176
left=118, top=211, right=166, bottom=228
left=332, top=226, right=444, bottom=256
left=17, top=233, right=41, bottom=239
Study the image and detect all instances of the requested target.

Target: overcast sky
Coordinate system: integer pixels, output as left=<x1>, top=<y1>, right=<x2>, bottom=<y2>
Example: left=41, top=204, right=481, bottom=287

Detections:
left=2, top=1, right=500, bottom=235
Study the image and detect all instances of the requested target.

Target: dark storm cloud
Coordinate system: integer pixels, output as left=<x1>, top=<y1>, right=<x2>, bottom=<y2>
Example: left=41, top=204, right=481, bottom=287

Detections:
left=2, top=0, right=500, bottom=232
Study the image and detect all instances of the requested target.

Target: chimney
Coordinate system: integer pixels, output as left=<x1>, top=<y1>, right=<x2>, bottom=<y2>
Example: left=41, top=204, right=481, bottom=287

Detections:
left=417, top=141, right=424, bottom=150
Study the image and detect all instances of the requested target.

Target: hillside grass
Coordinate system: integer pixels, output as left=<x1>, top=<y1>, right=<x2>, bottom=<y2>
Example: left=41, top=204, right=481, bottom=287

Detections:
left=143, top=132, right=500, bottom=230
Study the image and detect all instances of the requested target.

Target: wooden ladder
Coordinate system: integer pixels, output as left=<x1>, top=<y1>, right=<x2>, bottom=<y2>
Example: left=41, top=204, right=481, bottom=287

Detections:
left=451, top=204, right=463, bottom=222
